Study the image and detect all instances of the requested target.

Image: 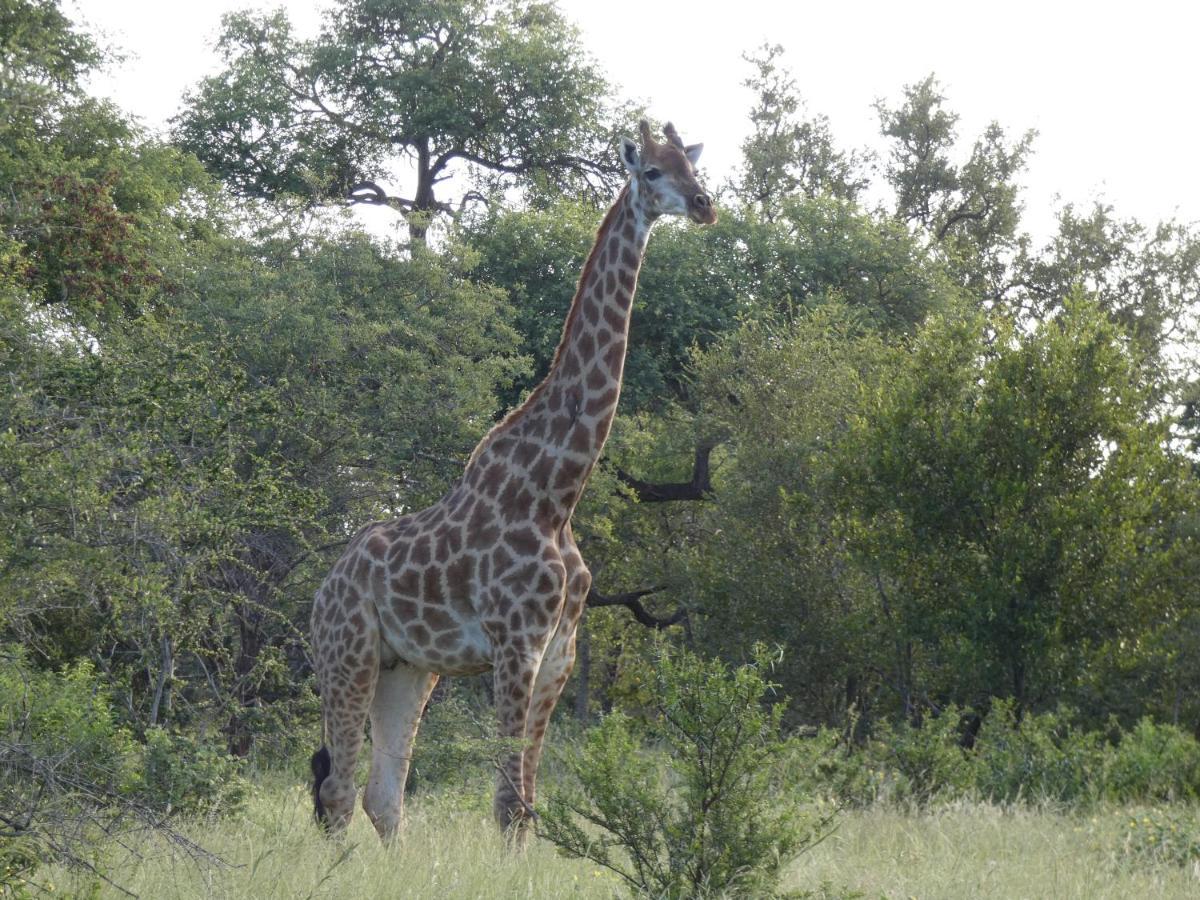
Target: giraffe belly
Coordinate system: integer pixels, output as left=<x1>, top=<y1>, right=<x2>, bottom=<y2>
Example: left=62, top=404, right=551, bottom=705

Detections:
left=376, top=611, right=494, bottom=677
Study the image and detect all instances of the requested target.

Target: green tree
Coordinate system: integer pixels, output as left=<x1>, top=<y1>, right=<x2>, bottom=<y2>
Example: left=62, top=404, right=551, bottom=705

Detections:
left=736, top=43, right=869, bottom=216
left=175, top=0, right=623, bottom=243
left=876, top=75, right=1035, bottom=296
left=841, top=299, right=1194, bottom=716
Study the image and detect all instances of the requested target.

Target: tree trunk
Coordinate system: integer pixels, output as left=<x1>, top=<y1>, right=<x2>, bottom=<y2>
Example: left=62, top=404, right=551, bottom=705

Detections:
left=573, top=624, right=590, bottom=723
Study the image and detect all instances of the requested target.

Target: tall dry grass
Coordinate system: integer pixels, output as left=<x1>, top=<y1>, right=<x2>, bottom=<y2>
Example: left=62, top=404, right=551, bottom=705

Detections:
left=41, top=779, right=1200, bottom=898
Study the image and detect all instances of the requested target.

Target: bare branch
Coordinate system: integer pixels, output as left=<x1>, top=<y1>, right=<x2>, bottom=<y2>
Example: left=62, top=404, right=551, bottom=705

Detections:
left=616, top=440, right=715, bottom=503
left=586, top=586, right=687, bottom=630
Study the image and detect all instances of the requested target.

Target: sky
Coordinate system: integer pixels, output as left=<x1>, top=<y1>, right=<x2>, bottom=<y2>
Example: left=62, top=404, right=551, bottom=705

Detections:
left=78, top=0, right=1200, bottom=243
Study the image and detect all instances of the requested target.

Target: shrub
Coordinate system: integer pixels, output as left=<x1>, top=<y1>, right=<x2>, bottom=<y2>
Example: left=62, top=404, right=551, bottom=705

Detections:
left=870, top=707, right=972, bottom=804
left=138, top=727, right=250, bottom=817
left=970, top=701, right=1103, bottom=804
left=1103, top=718, right=1200, bottom=804
left=539, top=644, right=829, bottom=899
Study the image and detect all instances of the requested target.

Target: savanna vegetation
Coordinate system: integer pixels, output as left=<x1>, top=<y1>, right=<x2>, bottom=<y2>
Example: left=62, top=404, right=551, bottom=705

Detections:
left=3, top=1, right=1199, bottom=896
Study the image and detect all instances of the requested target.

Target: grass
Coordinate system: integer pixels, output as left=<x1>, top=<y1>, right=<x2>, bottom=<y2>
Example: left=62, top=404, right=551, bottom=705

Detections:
left=41, top=779, right=1200, bottom=898
left=44, top=777, right=620, bottom=899
left=786, top=800, right=1200, bottom=899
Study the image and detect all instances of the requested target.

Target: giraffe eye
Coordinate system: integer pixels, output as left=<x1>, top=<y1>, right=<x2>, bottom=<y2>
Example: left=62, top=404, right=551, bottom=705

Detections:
left=644, top=167, right=661, bottom=181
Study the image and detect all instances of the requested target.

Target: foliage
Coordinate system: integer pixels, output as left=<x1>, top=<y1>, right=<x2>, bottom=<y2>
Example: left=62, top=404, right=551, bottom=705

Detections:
left=1117, top=807, right=1200, bottom=869
left=1103, top=719, right=1200, bottom=805
left=540, top=644, right=826, bottom=899
left=969, top=700, right=1104, bottom=804
left=175, top=0, right=627, bottom=241
left=0, top=649, right=239, bottom=889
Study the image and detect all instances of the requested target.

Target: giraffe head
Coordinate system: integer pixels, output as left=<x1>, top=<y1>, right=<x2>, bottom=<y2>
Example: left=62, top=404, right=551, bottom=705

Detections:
left=620, top=120, right=717, bottom=225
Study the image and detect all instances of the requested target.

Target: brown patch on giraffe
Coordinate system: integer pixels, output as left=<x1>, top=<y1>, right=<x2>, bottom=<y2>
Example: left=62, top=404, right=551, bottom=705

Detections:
left=410, top=534, right=432, bottom=567
left=548, top=414, right=572, bottom=441
left=480, top=462, right=506, bottom=498
left=513, top=438, right=539, bottom=468
left=567, top=423, right=594, bottom=454
left=602, top=306, right=624, bottom=334
left=426, top=605, right=455, bottom=632
left=555, top=459, right=586, bottom=491
left=577, top=331, right=595, bottom=360
left=618, top=268, right=635, bottom=290
left=385, top=542, right=409, bottom=571
left=498, top=480, right=534, bottom=524
left=559, top=349, right=581, bottom=378
left=614, top=288, right=632, bottom=311
left=623, top=220, right=636, bottom=241
left=366, top=533, right=388, bottom=560
left=409, top=623, right=431, bottom=646
left=502, top=562, right=538, bottom=592
left=445, top=555, right=474, bottom=600
left=391, top=571, right=420, bottom=599
left=491, top=437, right=515, bottom=458
left=492, top=544, right=514, bottom=574
left=585, top=387, right=618, bottom=416
left=466, top=503, right=501, bottom=549
left=353, top=554, right=372, bottom=585
left=585, top=365, right=608, bottom=391
left=595, top=417, right=612, bottom=444
left=604, top=339, right=626, bottom=376
left=604, top=271, right=616, bottom=295
left=504, top=526, right=542, bottom=558
left=434, top=629, right=462, bottom=650
left=621, top=247, right=639, bottom=269
left=528, top=452, right=555, bottom=489
left=423, top=569, right=445, bottom=605
left=583, top=300, right=600, bottom=325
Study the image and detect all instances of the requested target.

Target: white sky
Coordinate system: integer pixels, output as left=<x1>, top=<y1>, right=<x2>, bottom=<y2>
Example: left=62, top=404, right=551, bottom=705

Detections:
left=78, top=0, right=1200, bottom=243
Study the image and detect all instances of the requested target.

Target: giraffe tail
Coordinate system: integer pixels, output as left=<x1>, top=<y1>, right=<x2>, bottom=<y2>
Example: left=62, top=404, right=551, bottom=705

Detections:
left=311, top=745, right=332, bottom=828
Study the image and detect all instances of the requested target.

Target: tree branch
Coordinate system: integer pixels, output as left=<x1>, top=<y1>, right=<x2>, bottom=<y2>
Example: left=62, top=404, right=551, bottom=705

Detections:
left=616, top=440, right=715, bottom=503
left=586, top=586, right=687, bottom=630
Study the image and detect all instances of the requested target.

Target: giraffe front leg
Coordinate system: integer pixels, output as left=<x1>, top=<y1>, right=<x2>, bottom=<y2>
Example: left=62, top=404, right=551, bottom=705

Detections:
left=522, top=564, right=589, bottom=808
left=362, top=661, right=439, bottom=842
left=491, top=642, right=542, bottom=842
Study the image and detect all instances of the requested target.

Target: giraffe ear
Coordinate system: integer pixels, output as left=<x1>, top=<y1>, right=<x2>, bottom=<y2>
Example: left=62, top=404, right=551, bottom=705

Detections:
left=684, top=143, right=704, bottom=165
left=620, top=137, right=640, bottom=174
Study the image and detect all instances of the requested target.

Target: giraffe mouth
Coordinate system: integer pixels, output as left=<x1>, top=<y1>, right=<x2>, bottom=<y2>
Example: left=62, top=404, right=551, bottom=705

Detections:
left=689, top=206, right=718, bottom=225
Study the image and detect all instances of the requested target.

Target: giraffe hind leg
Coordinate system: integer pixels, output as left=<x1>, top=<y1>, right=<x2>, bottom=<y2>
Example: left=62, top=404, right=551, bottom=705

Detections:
left=312, top=592, right=380, bottom=834
left=362, top=661, right=439, bottom=841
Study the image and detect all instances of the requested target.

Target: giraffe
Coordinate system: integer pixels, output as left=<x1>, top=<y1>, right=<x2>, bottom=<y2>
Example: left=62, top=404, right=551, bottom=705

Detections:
left=309, top=120, right=716, bottom=842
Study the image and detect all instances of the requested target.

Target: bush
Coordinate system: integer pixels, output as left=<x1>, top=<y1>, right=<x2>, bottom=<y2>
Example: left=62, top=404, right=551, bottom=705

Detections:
left=539, top=644, right=829, bottom=899
left=970, top=702, right=1103, bottom=804
left=0, top=650, right=141, bottom=888
left=870, top=707, right=972, bottom=804
left=1103, top=718, right=1200, bottom=804
left=139, top=727, right=249, bottom=817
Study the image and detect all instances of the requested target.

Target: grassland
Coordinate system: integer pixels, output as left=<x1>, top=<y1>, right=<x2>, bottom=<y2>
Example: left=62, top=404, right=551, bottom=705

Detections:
left=41, top=779, right=1200, bottom=899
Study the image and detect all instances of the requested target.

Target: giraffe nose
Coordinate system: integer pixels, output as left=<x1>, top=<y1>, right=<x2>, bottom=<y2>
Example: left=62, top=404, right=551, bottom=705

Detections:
left=694, top=194, right=711, bottom=209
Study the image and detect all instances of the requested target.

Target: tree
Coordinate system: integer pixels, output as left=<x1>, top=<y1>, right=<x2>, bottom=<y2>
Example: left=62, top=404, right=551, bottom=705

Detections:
left=876, top=75, right=1035, bottom=296
left=175, top=0, right=624, bottom=243
left=840, top=299, right=1194, bottom=717
left=736, top=44, right=869, bottom=216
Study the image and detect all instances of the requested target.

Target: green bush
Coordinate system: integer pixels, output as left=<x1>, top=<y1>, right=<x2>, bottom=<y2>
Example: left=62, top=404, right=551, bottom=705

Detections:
left=539, top=644, right=828, bottom=899
left=970, top=702, right=1103, bottom=804
left=0, top=650, right=139, bottom=888
left=870, top=708, right=972, bottom=804
left=1103, top=718, right=1200, bottom=804
left=138, top=727, right=250, bottom=817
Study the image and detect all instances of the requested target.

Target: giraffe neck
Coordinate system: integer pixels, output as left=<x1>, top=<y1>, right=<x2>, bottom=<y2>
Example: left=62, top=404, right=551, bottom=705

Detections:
left=464, top=184, right=654, bottom=520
